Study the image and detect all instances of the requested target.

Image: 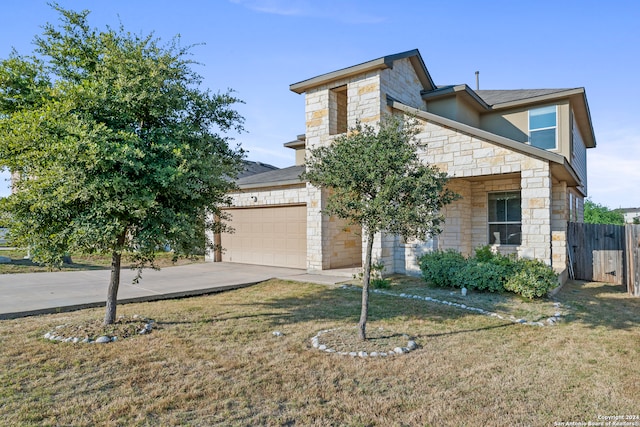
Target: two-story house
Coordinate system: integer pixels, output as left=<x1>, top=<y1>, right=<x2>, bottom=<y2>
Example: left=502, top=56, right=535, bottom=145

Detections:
left=209, top=49, right=596, bottom=283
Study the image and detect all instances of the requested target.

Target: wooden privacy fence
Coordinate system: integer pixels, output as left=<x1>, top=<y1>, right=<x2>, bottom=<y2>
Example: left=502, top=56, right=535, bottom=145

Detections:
left=567, top=222, right=640, bottom=296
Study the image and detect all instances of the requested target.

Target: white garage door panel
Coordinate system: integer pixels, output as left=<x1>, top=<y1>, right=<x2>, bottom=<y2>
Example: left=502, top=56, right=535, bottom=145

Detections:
left=221, top=205, right=306, bottom=269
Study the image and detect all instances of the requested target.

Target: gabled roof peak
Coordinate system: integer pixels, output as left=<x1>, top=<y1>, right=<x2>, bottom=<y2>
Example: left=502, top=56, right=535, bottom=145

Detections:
left=290, top=49, right=435, bottom=94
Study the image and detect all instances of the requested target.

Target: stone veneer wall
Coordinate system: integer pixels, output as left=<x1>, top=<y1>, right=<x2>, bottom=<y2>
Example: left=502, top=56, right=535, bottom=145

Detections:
left=305, top=59, right=428, bottom=272
left=551, top=180, right=569, bottom=271
left=397, top=116, right=555, bottom=270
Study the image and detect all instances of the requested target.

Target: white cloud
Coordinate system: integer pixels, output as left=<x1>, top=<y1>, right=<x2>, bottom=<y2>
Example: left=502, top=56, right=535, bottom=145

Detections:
left=229, top=0, right=386, bottom=24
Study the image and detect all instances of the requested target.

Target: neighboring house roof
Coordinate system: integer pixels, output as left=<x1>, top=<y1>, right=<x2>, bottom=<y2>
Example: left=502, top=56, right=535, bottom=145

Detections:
left=236, top=165, right=305, bottom=190
left=290, top=49, right=436, bottom=94
left=237, top=161, right=279, bottom=178
left=619, top=207, right=640, bottom=212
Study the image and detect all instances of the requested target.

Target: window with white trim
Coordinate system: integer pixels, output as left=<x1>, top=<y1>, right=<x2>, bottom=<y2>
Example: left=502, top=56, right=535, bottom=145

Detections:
left=529, top=105, right=557, bottom=150
left=488, top=191, right=521, bottom=245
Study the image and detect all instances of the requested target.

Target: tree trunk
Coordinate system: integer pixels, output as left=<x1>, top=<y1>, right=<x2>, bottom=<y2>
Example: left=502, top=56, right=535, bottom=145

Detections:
left=104, top=231, right=126, bottom=325
left=358, top=228, right=376, bottom=341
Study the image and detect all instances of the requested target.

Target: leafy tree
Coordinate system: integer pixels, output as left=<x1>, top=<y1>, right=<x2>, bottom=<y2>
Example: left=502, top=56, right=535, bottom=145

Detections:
left=0, top=6, right=244, bottom=324
left=583, top=200, right=624, bottom=225
left=304, top=117, right=458, bottom=340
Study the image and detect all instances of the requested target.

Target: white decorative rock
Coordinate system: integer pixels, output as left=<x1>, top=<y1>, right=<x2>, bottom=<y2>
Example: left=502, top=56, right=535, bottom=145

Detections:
left=82, top=338, right=91, bottom=343
left=95, top=336, right=111, bottom=344
left=44, top=332, right=52, bottom=339
left=138, top=329, right=148, bottom=335
left=370, top=352, right=379, bottom=357
left=407, top=341, right=417, bottom=350
left=349, top=352, right=357, bottom=357
left=272, top=331, right=283, bottom=337
left=461, top=287, right=467, bottom=296
left=554, top=312, right=561, bottom=318
left=387, top=350, right=395, bottom=356
left=318, top=344, right=327, bottom=351
left=358, top=351, right=368, bottom=358
left=379, top=352, right=387, bottom=357
left=393, top=347, right=405, bottom=354
left=72, top=337, right=79, bottom=343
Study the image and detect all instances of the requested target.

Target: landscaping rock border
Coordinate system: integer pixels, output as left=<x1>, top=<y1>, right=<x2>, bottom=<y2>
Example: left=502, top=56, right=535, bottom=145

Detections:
left=340, top=285, right=564, bottom=326
left=311, top=327, right=419, bottom=358
left=42, top=314, right=155, bottom=344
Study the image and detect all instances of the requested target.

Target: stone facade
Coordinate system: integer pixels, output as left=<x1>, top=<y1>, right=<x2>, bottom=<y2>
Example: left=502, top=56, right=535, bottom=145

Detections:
left=259, top=51, right=591, bottom=280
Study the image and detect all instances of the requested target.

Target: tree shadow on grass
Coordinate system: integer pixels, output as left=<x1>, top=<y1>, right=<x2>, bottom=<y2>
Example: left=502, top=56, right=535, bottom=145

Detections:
left=554, top=280, right=640, bottom=330
left=240, top=282, right=507, bottom=332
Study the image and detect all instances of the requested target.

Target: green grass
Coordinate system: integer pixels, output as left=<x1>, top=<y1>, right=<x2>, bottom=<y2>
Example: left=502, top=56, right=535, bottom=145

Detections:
left=0, top=277, right=638, bottom=426
left=0, top=249, right=203, bottom=274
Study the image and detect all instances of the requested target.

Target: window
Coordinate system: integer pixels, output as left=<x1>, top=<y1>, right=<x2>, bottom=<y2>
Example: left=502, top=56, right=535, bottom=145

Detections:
left=529, top=105, right=556, bottom=150
left=488, top=191, right=521, bottom=245
left=329, top=85, right=347, bottom=135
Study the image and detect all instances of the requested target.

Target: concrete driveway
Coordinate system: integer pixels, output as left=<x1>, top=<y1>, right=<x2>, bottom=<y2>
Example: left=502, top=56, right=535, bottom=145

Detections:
left=0, top=262, right=351, bottom=319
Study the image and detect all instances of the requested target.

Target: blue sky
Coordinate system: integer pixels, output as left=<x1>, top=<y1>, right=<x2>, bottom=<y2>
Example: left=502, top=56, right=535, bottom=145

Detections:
left=1, top=0, right=639, bottom=208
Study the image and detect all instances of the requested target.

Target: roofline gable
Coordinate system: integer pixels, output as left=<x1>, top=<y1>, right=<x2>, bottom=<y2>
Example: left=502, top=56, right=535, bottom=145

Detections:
left=487, top=88, right=596, bottom=149
left=289, top=49, right=435, bottom=94
left=389, top=98, right=566, bottom=165
left=421, top=84, right=491, bottom=111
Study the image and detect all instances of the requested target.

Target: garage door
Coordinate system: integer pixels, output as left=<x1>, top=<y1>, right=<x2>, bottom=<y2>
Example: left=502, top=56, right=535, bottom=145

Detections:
left=221, top=205, right=307, bottom=269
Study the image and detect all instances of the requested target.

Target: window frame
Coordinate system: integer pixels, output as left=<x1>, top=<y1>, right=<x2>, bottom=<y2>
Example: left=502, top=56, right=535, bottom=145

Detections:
left=528, top=105, right=558, bottom=151
left=487, top=191, right=522, bottom=246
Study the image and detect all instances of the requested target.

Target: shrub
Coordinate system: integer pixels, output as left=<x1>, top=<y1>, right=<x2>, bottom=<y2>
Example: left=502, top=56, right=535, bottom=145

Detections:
left=354, top=262, right=391, bottom=289
left=419, top=250, right=467, bottom=288
left=504, top=259, right=559, bottom=299
left=452, top=260, right=509, bottom=293
left=419, top=246, right=558, bottom=299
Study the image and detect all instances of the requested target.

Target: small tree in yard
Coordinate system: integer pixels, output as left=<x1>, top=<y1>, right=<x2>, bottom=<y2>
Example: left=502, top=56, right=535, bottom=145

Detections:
left=0, top=6, right=244, bottom=325
left=304, top=117, right=458, bottom=340
left=584, top=200, right=624, bottom=225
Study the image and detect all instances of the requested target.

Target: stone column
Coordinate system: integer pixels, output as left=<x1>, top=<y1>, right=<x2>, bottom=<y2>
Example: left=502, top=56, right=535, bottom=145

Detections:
left=518, top=160, right=552, bottom=264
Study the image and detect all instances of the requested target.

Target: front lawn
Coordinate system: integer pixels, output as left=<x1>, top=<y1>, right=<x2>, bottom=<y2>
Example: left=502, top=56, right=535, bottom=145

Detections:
left=0, top=278, right=637, bottom=426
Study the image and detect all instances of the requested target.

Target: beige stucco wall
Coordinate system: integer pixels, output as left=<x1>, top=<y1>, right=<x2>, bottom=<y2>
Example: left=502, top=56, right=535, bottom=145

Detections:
left=426, top=97, right=480, bottom=128
left=479, top=101, right=570, bottom=156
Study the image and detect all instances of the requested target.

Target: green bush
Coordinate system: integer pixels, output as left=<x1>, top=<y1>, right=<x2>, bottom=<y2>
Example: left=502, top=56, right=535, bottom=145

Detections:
left=504, top=259, right=559, bottom=299
left=419, top=246, right=558, bottom=299
left=452, top=260, right=509, bottom=292
left=419, top=250, right=466, bottom=288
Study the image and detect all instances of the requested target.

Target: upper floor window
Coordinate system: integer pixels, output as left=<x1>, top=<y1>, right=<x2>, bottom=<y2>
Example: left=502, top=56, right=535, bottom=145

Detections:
left=529, top=105, right=557, bottom=150
left=329, top=85, right=348, bottom=135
